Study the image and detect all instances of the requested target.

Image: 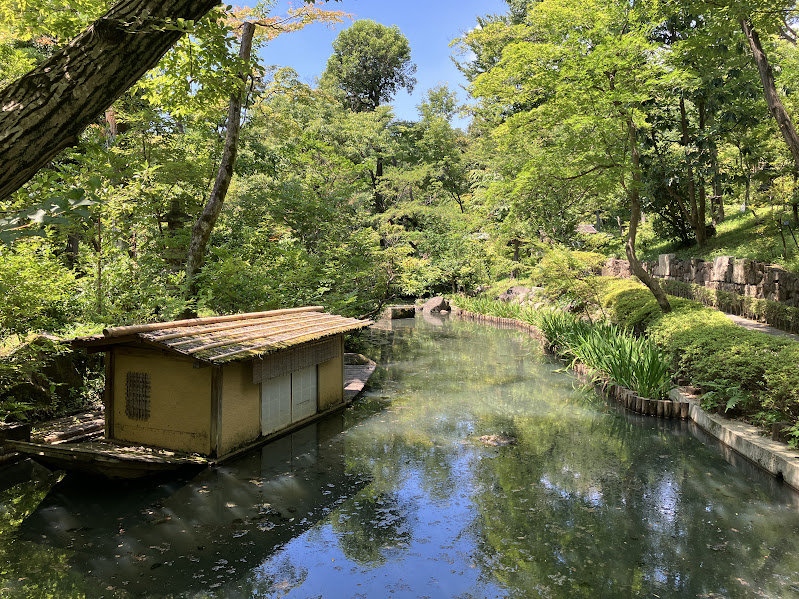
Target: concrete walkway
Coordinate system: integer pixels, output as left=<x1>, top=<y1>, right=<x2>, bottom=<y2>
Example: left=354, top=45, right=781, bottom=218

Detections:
left=723, top=312, right=799, bottom=342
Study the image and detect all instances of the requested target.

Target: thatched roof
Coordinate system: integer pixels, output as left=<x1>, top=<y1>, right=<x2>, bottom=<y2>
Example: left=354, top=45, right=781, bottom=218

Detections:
left=73, top=307, right=373, bottom=364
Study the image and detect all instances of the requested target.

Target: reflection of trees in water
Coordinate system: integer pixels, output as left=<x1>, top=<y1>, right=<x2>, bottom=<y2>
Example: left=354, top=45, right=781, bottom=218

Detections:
left=331, top=488, right=411, bottom=566
left=249, top=555, right=308, bottom=598
left=0, top=466, right=100, bottom=598
left=361, top=319, right=547, bottom=397
left=470, top=403, right=799, bottom=598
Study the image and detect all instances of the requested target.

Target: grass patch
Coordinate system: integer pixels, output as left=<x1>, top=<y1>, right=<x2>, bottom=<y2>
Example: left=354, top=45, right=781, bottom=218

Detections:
left=639, top=208, right=799, bottom=272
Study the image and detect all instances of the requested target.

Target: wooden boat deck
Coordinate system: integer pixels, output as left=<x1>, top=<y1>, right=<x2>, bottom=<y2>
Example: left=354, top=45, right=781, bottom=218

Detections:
left=6, top=439, right=207, bottom=479
left=31, top=410, right=105, bottom=444
left=344, top=364, right=377, bottom=401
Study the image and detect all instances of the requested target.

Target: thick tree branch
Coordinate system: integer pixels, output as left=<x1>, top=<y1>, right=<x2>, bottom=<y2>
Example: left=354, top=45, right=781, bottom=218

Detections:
left=0, top=0, right=221, bottom=201
left=183, top=21, right=256, bottom=308
left=625, top=119, right=671, bottom=313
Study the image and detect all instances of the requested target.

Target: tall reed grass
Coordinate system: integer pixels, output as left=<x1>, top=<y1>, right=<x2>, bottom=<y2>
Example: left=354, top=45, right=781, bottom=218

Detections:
left=532, top=310, right=672, bottom=399
left=452, top=295, right=673, bottom=400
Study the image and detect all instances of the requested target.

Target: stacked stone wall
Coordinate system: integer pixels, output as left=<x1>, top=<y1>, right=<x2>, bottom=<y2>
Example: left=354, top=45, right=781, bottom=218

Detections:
left=603, top=255, right=799, bottom=307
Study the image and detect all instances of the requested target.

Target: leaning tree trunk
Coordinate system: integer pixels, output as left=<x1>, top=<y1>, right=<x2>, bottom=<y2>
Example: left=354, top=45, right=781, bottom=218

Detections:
left=742, top=19, right=799, bottom=172
left=626, top=119, right=672, bottom=314
left=183, top=22, right=255, bottom=313
left=0, top=0, right=220, bottom=201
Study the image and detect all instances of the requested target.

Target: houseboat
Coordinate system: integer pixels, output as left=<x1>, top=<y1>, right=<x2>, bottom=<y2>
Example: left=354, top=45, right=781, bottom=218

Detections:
left=8, top=307, right=374, bottom=477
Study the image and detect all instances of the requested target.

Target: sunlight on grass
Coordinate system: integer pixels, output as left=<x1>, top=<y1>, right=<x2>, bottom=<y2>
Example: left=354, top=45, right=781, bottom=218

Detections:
left=639, top=207, right=799, bottom=271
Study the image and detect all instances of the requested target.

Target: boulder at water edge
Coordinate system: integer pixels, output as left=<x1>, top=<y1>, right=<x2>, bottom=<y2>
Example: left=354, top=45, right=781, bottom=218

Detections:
left=423, top=296, right=450, bottom=315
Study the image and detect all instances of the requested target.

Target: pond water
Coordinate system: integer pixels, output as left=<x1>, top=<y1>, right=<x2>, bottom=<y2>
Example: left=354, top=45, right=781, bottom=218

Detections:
left=3, top=316, right=799, bottom=598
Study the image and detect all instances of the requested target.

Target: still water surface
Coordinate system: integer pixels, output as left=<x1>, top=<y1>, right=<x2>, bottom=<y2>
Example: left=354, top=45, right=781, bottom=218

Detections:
left=3, top=317, right=799, bottom=598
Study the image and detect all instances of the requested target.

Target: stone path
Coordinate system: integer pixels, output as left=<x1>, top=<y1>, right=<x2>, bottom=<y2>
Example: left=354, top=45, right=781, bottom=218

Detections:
left=344, top=364, right=376, bottom=401
left=723, top=312, right=799, bottom=342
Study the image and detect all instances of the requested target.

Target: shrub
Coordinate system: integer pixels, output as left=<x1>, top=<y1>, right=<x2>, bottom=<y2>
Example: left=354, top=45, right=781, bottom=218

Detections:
left=531, top=309, right=672, bottom=399
left=0, top=240, right=79, bottom=334
left=532, top=247, right=608, bottom=315
left=600, top=277, right=799, bottom=429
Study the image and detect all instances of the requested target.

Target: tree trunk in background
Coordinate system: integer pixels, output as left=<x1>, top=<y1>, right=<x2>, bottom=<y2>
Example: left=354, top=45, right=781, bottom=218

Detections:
left=742, top=19, right=799, bottom=172
left=626, top=120, right=672, bottom=314
left=0, top=0, right=220, bottom=201
left=183, top=22, right=255, bottom=314
left=680, top=97, right=706, bottom=246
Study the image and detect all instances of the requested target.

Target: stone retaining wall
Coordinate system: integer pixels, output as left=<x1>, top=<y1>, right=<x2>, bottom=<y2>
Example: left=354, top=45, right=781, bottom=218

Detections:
left=603, top=254, right=799, bottom=306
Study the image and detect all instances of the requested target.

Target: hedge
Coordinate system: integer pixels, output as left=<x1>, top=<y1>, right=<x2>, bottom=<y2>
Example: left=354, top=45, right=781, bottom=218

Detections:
left=599, top=277, right=799, bottom=429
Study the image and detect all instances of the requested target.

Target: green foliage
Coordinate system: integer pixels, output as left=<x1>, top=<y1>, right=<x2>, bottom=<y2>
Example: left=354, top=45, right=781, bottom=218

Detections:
left=452, top=295, right=529, bottom=320
left=659, top=278, right=799, bottom=334
left=0, top=334, right=102, bottom=422
left=322, top=19, right=417, bottom=112
left=0, top=239, right=78, bottom=335
left=533, top=309, right=672, bottom=399
left=600, top=277, right=799, bottom=429
left=601, top=277, right=666, bottom=332
left=698, top=380, right=751, bottom=414
left=532, top=247, right=607, bottom=314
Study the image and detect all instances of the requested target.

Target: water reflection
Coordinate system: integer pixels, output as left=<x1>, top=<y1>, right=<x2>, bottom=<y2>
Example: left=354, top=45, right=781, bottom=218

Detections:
left=3, top=317, right=799, bottom=598
left=3, top=417, right=368, bottom=598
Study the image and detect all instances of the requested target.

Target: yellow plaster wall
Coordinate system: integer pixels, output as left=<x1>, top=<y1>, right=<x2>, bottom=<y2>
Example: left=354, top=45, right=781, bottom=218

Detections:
left=318, top=335, right=344, bottom=410
left=112, top=348, right=212, bottom=455
left=219, top=361, right=261, bottom=456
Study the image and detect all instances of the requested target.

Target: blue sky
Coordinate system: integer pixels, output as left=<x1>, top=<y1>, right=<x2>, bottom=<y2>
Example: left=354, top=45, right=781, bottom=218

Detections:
left=258, top=0, right=509, bottom=127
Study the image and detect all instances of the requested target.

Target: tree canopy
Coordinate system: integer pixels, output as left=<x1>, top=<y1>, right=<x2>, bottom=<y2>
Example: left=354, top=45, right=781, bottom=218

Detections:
left=322, top=19, right=417, bottom=112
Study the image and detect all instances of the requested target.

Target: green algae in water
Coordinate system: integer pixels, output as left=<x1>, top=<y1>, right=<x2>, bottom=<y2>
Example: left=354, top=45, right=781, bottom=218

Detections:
left=3, top=317, right=799, bottom=598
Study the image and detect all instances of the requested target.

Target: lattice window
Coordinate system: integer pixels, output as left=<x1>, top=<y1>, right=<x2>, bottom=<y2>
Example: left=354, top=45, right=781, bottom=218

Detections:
left=125, top=372, right=151, bottom=420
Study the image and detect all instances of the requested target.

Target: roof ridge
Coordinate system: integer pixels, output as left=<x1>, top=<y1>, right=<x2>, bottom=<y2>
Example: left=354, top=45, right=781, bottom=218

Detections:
left=101, top=307, right=325, bottom=338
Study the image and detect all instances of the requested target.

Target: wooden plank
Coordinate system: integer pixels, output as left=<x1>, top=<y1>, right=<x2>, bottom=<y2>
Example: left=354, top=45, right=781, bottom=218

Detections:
left=6, top=440, right=207, bottom=479
left=105, top=351, right=115, bottom=439
left=72, top=334, right=138, bottom=349
left=344, top=364, right=377, bottom=401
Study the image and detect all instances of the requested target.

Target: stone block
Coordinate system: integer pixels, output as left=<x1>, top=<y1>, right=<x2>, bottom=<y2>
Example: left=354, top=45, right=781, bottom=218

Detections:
left=732, top=259, right=752, bottom=286
left=497, top=286, right=531, bottom=303
left=711, top=256, right=734, bottom=283
left=690, top=258, right=706, bottom=284
left=384, top=305, right=416, bottom=319
left=744, top=285, right=760, bottom=298
left=423, top=296, right=450, bottom=314
left=656, top=254, right=676, bottom=278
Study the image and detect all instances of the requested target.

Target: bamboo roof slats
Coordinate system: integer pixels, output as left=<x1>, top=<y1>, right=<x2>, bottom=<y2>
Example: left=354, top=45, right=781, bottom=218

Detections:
left=204, top=320, right=370, bottom=362
left=185, top=316, right=350, bottom=355
left=73, top=308, right=372, bottom=364
left=102, top=307, right=324, bottom=338
left=149, top=313, right=323, bottom=343
left=164, top=314, right=334, bottom=350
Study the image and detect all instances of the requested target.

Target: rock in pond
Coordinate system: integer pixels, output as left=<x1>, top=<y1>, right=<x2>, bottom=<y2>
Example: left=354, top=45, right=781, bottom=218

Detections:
left=423, top=296, right=450, bottom=315
left=478, top=435, right=517, bottom=447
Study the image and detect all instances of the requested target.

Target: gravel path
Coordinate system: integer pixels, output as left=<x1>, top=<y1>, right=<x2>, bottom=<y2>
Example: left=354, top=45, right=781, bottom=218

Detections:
left=723, top=312, right=799, bottom=342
